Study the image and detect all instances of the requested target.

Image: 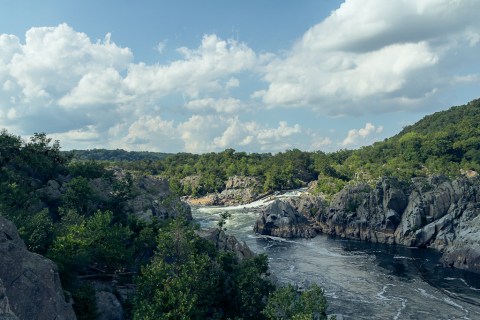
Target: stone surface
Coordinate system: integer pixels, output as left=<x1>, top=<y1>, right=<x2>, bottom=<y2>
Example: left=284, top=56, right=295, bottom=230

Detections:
left=0, top=216, right=76, bottom=320
left=254, top=195, right=322, bottom=238
left=125, top=175, right=192, bottom=221
left=309, top=176, right=480, bottom=273
left=187, top=176, right=263, bottom=206
left=95, top=291, right=124, bottom=320
left=196, top=228, right=255, bottom=259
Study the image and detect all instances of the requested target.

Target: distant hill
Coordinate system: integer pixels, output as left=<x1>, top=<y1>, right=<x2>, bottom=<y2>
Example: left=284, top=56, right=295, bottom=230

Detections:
left=67, top=148, right=172, bottom=162
left=342, top=98, right=480, bottom=180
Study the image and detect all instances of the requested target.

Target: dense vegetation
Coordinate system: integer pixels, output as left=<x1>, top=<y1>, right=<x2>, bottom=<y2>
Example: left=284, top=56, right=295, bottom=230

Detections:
left=0, top=129, right=331, bottom=319
left=70, top=148, right=171, bottom=162
left=108, top=98, right=480, bottom=196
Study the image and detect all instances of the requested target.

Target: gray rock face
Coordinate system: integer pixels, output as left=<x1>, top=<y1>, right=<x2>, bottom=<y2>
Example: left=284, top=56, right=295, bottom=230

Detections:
left=196, top=228, right=255, bottom=259
left=0, top=216, right=76, bottom=320
left=254, top=196, right=322, bottom=238
left=312, top=176, right=480, bottom=273
left=125, top=175, right=192, bottom=221
left=95, top=291, right=123, bottom=320
left=252, top=176, right=480, bottom=273
left=319, top=178, right=407, bottom=244
left=215, top=176, right=262, bottom=206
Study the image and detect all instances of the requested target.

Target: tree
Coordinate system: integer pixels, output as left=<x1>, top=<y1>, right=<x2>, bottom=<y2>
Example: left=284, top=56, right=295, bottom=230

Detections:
left=48, top=210, right=132, bottom=277
left=263, top=284, right=330, bottom=320
left=133, top=219, right=222, bottom=320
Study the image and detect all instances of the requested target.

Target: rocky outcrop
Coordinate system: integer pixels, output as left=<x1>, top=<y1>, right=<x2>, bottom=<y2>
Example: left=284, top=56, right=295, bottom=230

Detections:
left=318, top=178, right=407, bottom=244
left=309, top=176, right=480, bottom=273
left=254, top=196, right=323, bottom=238
left=0, top=216, right=76, bottom=320
left=196, top=228, right=255, bottom=259
left=95, top=291, right=124, bottom=320
left=124, top=174, right=192, bottom=221
left=186, top=175, right=263, bottom=206
left=251, top=176, right=480, bottom=273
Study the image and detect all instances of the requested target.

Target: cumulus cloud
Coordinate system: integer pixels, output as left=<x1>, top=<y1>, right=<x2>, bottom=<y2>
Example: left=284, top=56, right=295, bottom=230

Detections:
left=123, top=34, right=257, bottom=98
left=310, top=137, right=332, bottom=151
left=110, top=115, right=302, bottom=153
left=256, top=0, right=480, bottom=114
left=0, top=23, right=261, bottom=152
left=342, top=122, right=383, bottom=146
left=185, top=97, right=243, bottom=113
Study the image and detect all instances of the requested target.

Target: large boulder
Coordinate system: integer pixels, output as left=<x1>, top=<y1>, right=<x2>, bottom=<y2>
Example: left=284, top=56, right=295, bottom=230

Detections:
left=254, top=196, right=321, bottom=238
left=0, top=216, right=76, bottom=320
left=125, top=175, right=192, bottom=221
left=196, top=228, right=255, bottom=260
left=316, top=179, right=406, bottom=244
left=95, top=291, right=124, bottom=320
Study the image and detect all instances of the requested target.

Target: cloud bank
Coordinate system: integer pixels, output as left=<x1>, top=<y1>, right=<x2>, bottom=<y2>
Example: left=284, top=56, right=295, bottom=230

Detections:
left=1, top=0, right=479, bottom=152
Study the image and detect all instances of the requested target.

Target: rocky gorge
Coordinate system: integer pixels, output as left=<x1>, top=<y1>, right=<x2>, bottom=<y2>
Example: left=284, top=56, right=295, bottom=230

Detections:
left=254, top=175, right=480, bottom=273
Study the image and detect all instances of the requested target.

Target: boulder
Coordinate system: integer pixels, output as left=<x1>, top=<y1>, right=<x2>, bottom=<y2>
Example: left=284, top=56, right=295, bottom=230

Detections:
left=128, top=175, right=192, bottom=221
left=95, top=291, right=123, bottom=320
left=196, top=228, right=255, bottom=259
left=0, top=216, right=76, bottom=320
left=254, top=196, right=321, bottom=238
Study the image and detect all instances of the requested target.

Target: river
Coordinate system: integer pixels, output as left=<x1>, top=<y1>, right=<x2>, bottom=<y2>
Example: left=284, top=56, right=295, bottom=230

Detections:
left=192, top=190, right=480, bottom=320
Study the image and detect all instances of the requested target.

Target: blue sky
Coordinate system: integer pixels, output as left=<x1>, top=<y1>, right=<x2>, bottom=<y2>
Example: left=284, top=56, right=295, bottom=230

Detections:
left=1, top=0, right=479, bottom=153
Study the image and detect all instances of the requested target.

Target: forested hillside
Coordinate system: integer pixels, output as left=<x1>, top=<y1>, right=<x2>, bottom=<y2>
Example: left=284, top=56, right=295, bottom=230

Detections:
left=93, top=99, right=479, bottom=198
left=70, top=148, right=171, bottom=162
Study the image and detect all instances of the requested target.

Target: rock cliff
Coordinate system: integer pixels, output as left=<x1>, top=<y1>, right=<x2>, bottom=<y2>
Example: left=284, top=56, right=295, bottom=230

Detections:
left=254, top=195, right=323, bottom=238
left=254, top=176, right=480, bottom=273
left=196, top=228, right=255, bottom=259
left=0, top=216, right=76, bottom=320
left=186, top=175, right=263, bottom=206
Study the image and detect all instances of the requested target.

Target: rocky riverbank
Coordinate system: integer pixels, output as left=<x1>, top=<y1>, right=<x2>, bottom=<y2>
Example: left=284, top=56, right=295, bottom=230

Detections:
left=184, top=175, right=267, bottom=206
left=254, top=175, right=480, bottom=273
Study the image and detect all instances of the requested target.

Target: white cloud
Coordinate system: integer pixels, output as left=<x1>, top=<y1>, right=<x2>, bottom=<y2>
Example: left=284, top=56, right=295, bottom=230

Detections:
left=342, top=122, right=383, bottom=146
left=156, top=40, right=167, bottom=54
left=108, top=114, right=302, bottom=153
left=310, top=137, right=332, bottom=151
left=124, top=34, right=257, bottom=98
left=185, top=97, right=243, bottom=113
left=256, top=0, right=480, bottom=114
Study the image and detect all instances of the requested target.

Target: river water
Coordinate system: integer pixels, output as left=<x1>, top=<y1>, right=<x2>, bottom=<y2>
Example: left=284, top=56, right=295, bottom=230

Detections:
left=192, top=190, right=480, bottom=320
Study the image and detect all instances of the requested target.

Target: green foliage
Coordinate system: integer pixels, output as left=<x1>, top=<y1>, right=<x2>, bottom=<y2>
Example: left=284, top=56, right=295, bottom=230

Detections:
left=48, top=210, right=133, bottom=277
left=133, top=219, right=275, bottom=320
left=17, top=209, right=54, bottom=254
left=133, top=219, right=222, bottom=319
left=72, top=283, right=98, bottom=320
left=263, top=284, right=329, bottom=320
left=61, top=177, right=94, bottom=216
left=217, top=211, right=231, bottom=231
left=68, top=160, right=109, bottom=179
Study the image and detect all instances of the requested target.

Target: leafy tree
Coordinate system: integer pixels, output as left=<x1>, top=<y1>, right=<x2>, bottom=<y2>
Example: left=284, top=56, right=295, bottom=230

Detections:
left=263, top=284, right=329, bottom=320
left=48, top=210, right=132, bottom=277
left=133, top=219, right=222, bottom=319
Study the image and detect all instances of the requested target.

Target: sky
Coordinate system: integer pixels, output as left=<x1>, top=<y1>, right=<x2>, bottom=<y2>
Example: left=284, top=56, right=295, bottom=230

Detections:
left=0, top=0, right=479, bottom=153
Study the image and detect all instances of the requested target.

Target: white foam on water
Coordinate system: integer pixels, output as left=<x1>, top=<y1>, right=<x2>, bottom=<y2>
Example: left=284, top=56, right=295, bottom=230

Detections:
left=416, top=288, right=440, bottom=301
left=393, top=255, right=417, bottom=261
left=393, top=298, right=407, bottom=320
left=375, top=285, right=392, bottom=301
left=459, top=278, right=480, bottom=292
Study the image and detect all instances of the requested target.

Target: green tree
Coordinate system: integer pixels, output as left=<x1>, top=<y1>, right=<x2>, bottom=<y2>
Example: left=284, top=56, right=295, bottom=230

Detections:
left=48, top=210, right=132, bottom=277
left=133, top=219, right=222, bottom=320
left=263, top=284, right=329, bottom=320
